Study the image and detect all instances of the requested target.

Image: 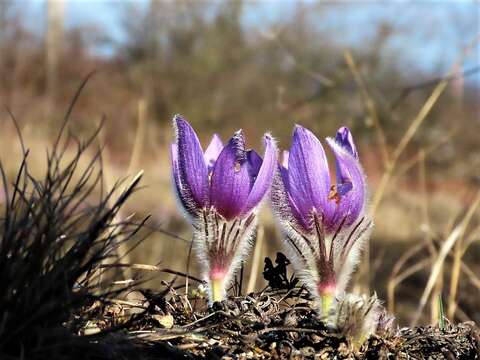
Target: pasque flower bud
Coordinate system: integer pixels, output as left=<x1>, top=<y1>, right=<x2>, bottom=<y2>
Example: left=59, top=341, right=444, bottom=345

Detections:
left=171, top=115, right=277, bottom=303
left=271, top=125, right=372, bottom=315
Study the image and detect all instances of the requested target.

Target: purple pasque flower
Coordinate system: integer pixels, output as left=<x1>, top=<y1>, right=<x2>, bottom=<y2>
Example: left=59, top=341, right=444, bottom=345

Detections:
left=171, top=115, right=277, bottom=303
left=271, top=125, right=372, bottom=314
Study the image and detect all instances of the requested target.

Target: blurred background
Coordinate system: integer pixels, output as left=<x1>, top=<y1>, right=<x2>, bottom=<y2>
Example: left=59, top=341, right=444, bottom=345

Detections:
left=0, top=0, right=479, bottom=326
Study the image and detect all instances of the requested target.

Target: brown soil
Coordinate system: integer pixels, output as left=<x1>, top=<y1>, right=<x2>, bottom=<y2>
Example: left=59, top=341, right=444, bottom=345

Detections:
left=76, top=287, right=479, bottom=359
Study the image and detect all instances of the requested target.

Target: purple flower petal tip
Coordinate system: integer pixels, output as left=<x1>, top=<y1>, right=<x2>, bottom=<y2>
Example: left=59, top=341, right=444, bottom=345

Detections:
left=335, top=126, right=358, bottom=158
left=242, top=133, right=278, bottom=215
left=172, top=115, right=209, bottom=210
left=210, top=131, right=250, bottom=220
left=326, top=136, right=366, bottom=228
left=232, top=130, right=247, bottom=160
left=288, top=124, right=333, bottom=229
left=204, top=134, right=223, bottom=172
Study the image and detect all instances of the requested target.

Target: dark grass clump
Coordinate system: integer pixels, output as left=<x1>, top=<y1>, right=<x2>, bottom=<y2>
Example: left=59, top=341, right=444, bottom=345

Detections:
left=0, top=79, right=148, bottom=360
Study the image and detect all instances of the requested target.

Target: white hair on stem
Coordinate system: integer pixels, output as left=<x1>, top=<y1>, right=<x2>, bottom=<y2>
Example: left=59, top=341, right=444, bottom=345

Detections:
left=333, top=293, right=395, bottom=349
left=192, top=207, right=257, bottom=304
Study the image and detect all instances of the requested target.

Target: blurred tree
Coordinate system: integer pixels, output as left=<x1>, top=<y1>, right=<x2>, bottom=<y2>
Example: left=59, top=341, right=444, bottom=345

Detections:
left=45, top=0, right=64, bottom=122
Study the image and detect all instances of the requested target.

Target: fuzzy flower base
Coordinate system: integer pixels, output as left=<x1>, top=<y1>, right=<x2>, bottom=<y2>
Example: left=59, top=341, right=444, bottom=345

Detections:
left=193, top=208, right=257, bottom=303
left=331, top=293, right=395, bottom=349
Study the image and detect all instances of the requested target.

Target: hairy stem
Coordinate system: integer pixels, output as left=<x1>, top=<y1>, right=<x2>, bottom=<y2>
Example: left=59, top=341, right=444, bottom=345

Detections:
left=321, top=293, right=334, bottom=317
left=210, top=277, right=225, bottom=303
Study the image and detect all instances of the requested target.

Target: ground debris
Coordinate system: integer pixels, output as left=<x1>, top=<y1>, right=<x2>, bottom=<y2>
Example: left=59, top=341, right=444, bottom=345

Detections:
left=394, top=322, right=480, bottom=359
left=74, top=288, right=479, bottom=359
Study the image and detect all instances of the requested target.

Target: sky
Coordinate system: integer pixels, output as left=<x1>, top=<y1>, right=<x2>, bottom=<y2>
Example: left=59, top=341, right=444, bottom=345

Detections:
left=21, top=0, right=480, bottom=86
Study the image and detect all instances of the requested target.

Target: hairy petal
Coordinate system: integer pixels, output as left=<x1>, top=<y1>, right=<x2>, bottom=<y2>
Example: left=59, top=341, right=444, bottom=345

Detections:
left=288, top=125, right=333, bottom=228
left=326, top=137, right=366, bottom=228
left=277, top=164, right=310, bottom=231
left=271, top=165, right=310, bottom=245
left=173, top=115, right=209, bottom=209
left=210, top=130, right=250, bottom=220
left=170, top=144, right=194, bottom=216
left=335, top=127, right=358, bottom=158
left=204, top=134, right=224, bottom=172
left=277, top=150, right=310, bottom=225
left=279, top=151, right=290, bottom=204
left=242, top=134, right=278, bottom=215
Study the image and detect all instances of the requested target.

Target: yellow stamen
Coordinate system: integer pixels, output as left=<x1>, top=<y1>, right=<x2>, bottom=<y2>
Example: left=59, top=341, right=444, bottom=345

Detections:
left=328, top=185, right=341, bottom=204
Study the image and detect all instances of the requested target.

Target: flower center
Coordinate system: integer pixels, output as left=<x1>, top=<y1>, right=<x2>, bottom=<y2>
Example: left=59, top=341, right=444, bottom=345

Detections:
left=328, top=185, right=341, bottom=204
left=328, top=181, right=353, bottom=204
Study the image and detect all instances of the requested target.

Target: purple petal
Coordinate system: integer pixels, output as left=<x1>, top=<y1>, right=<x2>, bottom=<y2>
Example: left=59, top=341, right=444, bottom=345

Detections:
left=204, top=134, right=223, bottom=172
left=170, top=144, right=181, bottom=193
left=271, top=164, right=310, bottom=232
left=326, top=137, right=366, bottom=228
left=278, top=151, right=291, bottom=211
left=210, top=130, right=251, bottom=220
left=333, top=128, right=359, bottom=194
left=336, top=181, right=353, bottom=196
left=280, top=165, right=311, bottom=230
left=335, top=127, right=358, bottom=158
left=279, top=150, right=289, bottom=191
left=173, top=115, right=209, bottom=209
left=170, top=144, right=193, bottom=215
left=242, top=134, right=278, bottom=214
left=247, top=149, right=263, bottom=179
left=287, top=125, right=334, bottom=227
left=279, top=164, right=289, bottom=190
